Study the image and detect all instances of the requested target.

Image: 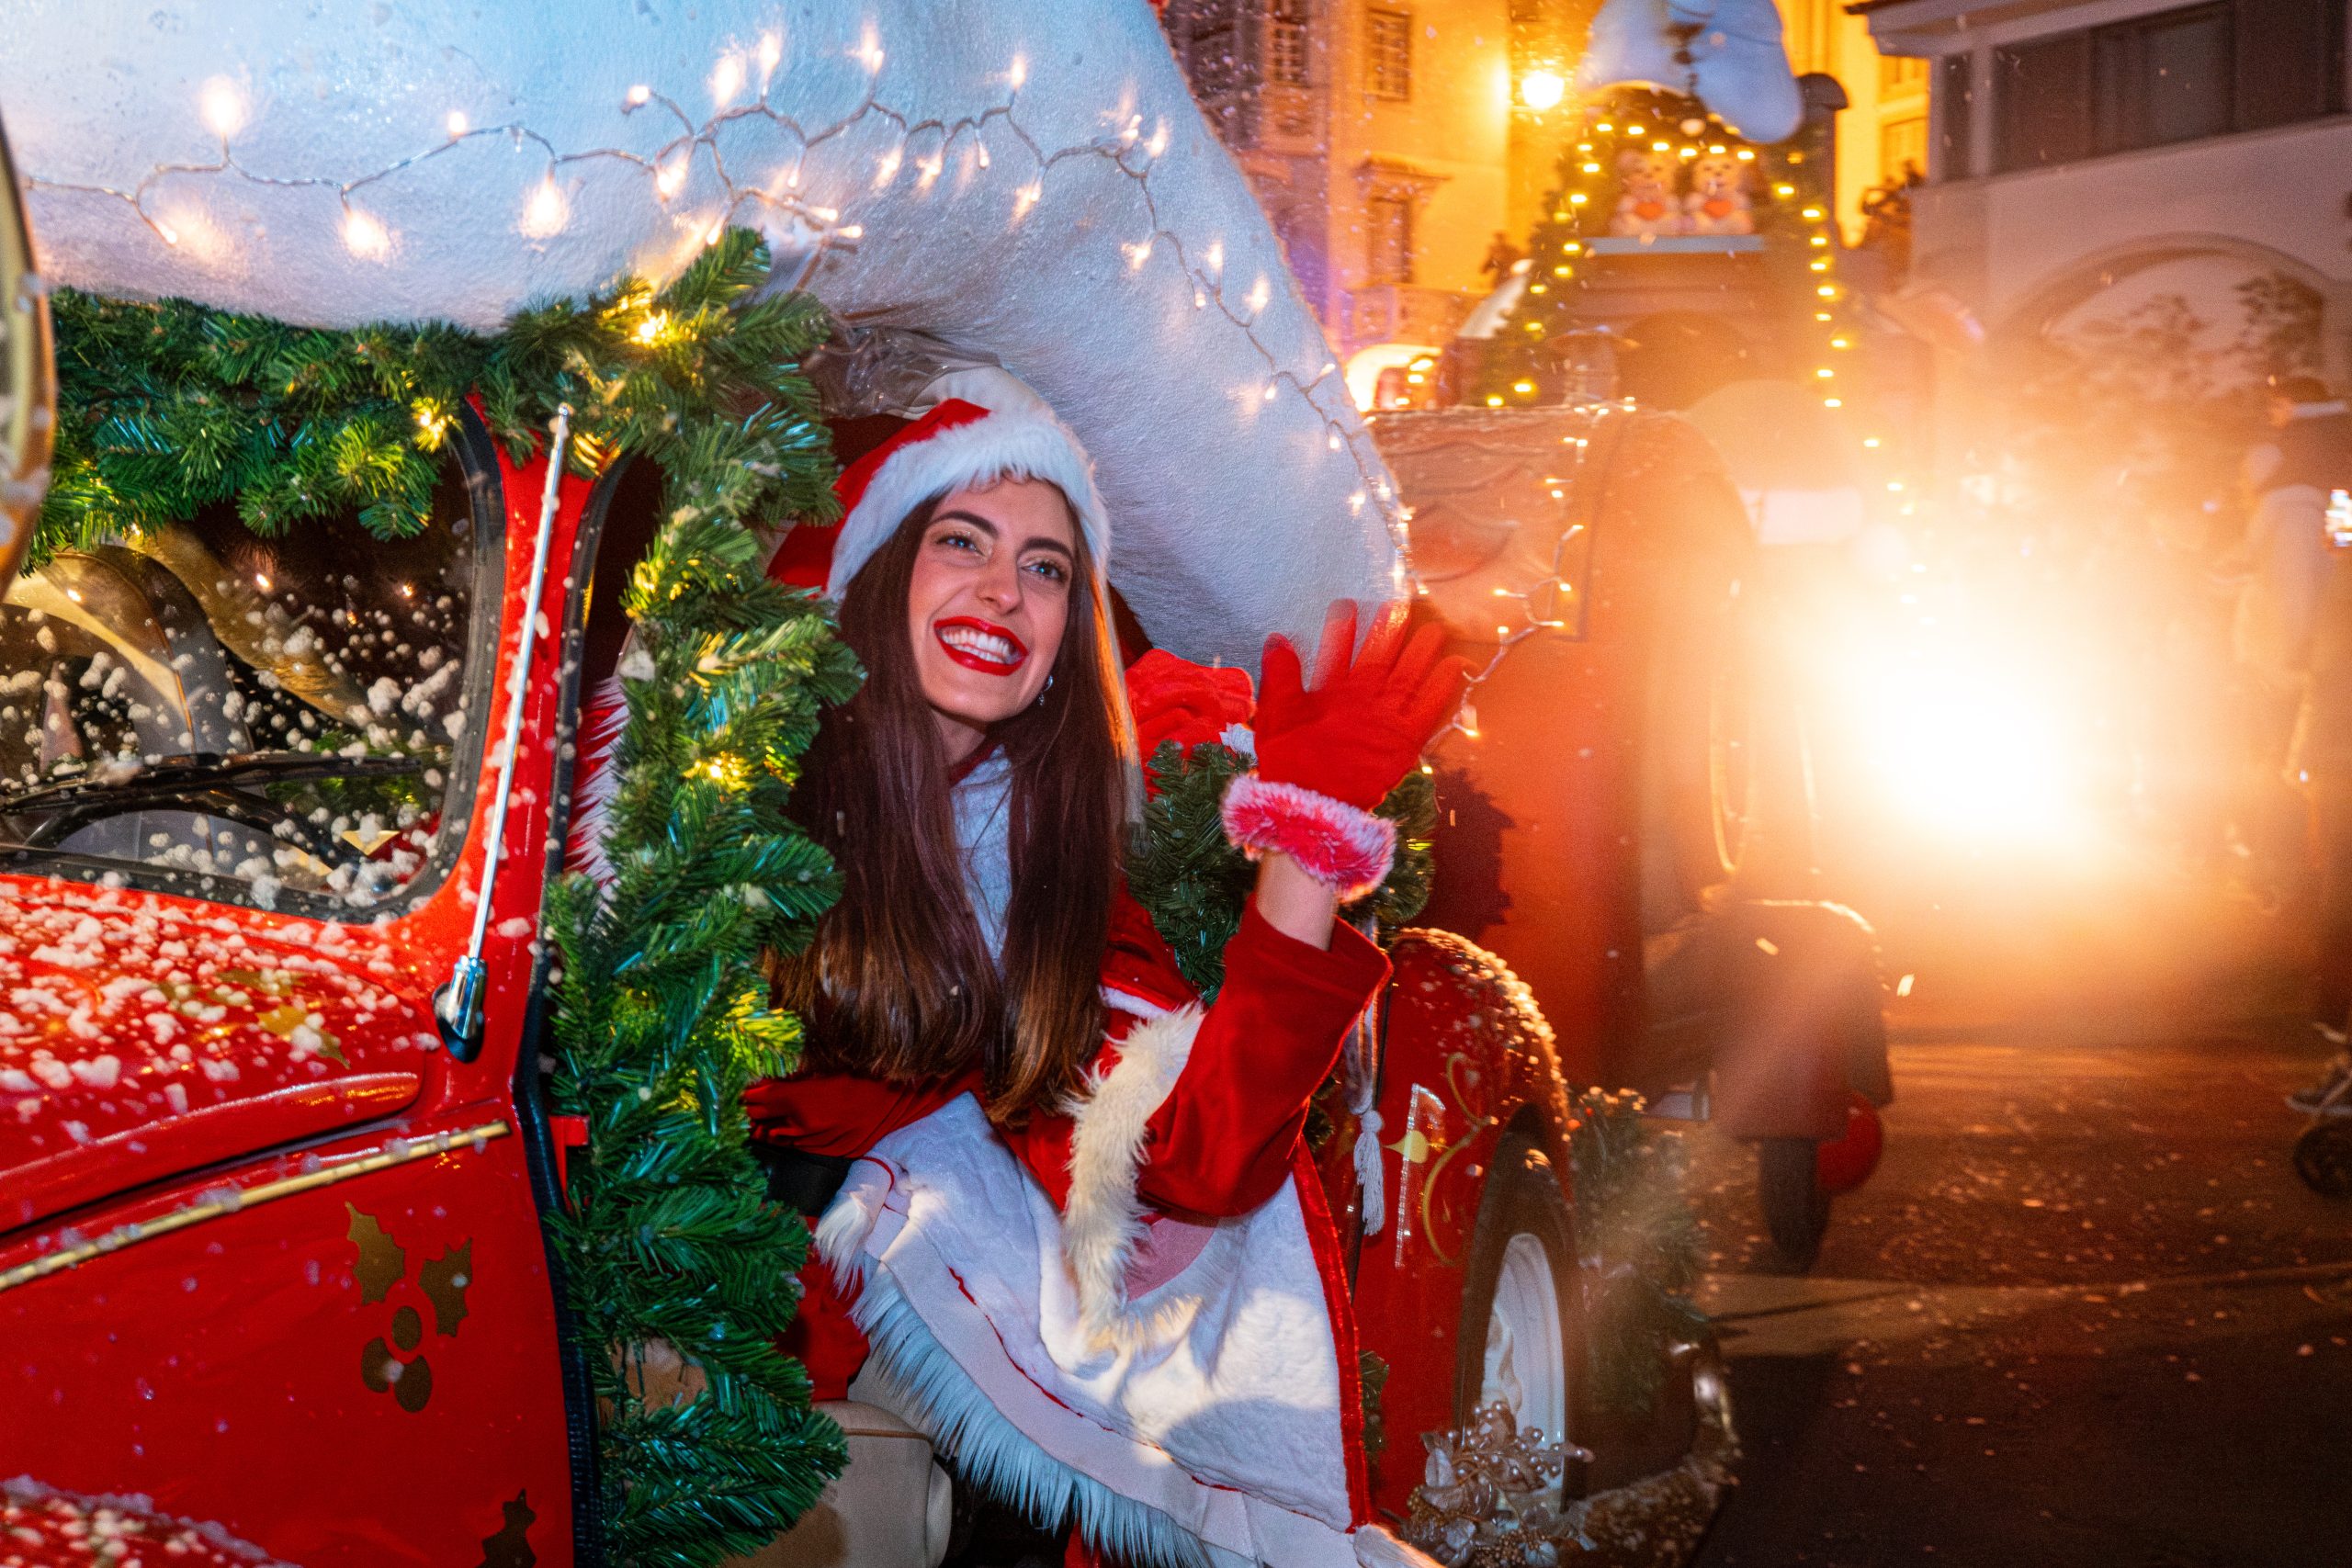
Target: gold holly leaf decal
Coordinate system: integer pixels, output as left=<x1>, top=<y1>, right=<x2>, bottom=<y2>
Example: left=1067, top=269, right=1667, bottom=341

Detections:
left=418, top=1240, right=473, bottom=1337
left=215, top=966, right=289, bottom=997
left=359, top=1335, right=433, bottom=1412
left=476, top=1491, right=536, bottom=1568
left=258, top=1003, right=345, bottom=1065
left=345, top=1203, right=405, bottom=1303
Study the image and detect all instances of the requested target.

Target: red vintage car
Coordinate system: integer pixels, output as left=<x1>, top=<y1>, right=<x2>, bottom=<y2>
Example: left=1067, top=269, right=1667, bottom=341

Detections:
left=0, top=391, right=1904, bottom=1564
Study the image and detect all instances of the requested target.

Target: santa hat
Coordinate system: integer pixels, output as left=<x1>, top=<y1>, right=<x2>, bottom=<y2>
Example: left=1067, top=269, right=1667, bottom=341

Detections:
left=812, top=367, right=1111, bottom=600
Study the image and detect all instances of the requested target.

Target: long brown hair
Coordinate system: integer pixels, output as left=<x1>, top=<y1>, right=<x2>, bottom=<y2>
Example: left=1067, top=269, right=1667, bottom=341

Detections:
left=776, top=493, right=1137, bottom=1122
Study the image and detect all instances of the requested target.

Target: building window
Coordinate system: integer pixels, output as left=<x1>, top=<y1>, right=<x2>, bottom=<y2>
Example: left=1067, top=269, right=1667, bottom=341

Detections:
left=1183, top=0, right=1246, bottom=99
left=1991, top=0, right=2346, bottom=175
left=1365, top=194, right=1412, bottom=282
left=1994, top=34, right=2092, bottom=170
left=1881, top=113, right=1929, bottom=184
left=1367, top=8, right=1412, bottom=100
left=2235, top=0, right=2346, bottom=130
left=1935, top=51, right=1975, bottom=179
left=1270, top=0, right=1311, bottom=85
left=2092, top=4, right=2231, bottom=154
left=1880, top=54, right=1929, bottom=96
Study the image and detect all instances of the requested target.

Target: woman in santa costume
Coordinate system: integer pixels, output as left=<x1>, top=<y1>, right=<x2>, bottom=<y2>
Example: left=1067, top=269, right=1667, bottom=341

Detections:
left=674, top=367, right=1460, bottom=1568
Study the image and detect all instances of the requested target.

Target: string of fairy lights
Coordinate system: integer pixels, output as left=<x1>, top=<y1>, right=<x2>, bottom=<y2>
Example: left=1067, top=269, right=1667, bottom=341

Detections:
left=1478, top=90, right=1859, bottom=418
left=23, top=31, right=1408, bottom=570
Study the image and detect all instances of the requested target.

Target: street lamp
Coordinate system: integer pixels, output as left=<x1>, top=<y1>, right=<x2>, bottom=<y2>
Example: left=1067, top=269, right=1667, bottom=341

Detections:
left=1520, top=69, right=1566, bottom=111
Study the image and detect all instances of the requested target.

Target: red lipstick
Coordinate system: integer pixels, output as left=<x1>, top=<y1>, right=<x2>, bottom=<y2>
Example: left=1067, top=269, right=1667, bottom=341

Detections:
left=933, top=615, right=1028, bottom=676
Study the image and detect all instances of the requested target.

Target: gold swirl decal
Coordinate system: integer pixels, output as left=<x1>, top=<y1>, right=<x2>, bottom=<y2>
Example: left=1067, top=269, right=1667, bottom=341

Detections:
left=1415, top=1051, right=1499, bottom=1269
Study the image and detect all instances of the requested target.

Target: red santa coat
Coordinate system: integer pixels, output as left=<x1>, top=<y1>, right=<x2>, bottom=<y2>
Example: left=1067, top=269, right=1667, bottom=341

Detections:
left=746, top=891, right=1409, bottom=1568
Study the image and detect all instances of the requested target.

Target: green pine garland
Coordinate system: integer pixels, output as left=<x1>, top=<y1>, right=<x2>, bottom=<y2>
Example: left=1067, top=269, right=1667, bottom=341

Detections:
left=543, top=512, right=859, bottom=1562
left=39, top=231, right=854, bottom=1566
left=37, top=227, right=836, bottom=566
left=534, top=239, right=859, bottom=1565
left=1127, top=739, right=1437, bottom=999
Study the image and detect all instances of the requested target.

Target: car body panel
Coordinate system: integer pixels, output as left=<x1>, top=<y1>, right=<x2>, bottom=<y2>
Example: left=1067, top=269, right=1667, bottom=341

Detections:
left=0, top=425, right=591, bottom=1562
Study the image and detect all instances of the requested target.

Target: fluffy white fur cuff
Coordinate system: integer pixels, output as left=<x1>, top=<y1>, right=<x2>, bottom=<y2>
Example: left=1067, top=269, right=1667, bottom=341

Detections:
left=1219, top=773, right=1396, bottom=902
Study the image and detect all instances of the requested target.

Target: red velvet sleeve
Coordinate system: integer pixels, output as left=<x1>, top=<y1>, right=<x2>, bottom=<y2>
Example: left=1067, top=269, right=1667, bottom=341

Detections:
left=1134, top=900, right=1388, bottom=1218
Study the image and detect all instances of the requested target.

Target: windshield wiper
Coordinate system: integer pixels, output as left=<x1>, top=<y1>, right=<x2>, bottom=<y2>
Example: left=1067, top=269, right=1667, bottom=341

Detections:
left=0, top=750, right=424, bottom=811
left=0, top=750, right=429, bottom=862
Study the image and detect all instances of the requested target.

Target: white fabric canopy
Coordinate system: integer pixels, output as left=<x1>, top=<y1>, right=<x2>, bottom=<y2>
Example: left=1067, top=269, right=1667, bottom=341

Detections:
left=0, top=0, right=1400, bottom=667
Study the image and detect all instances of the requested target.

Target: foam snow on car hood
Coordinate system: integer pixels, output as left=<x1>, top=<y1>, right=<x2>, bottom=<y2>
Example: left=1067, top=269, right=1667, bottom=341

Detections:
left=0, top=880, right=435, bottom=1230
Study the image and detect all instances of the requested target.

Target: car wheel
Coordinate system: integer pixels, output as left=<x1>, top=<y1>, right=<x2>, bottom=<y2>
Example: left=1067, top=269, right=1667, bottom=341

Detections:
left=1456, top=1130, right=1589, bottom=1478
left=1757, top=1135, right=1831, bottom=1267
left=2293, top=1119, right=2352, bottom=1199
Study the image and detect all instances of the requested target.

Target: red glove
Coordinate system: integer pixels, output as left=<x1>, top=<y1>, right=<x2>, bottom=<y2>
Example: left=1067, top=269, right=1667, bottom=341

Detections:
left=1253, top=601, right=1470, bottom=809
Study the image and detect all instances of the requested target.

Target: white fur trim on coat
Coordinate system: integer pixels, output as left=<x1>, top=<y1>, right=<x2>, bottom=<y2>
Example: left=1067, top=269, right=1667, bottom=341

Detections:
left=1061, top=1004, right=1203, bottom=1340
left=829, top=389, right=1111, bottom=600
left=812, top=1107, right=1392, bottom=1568
left=563, top=671, right=630, bottom=886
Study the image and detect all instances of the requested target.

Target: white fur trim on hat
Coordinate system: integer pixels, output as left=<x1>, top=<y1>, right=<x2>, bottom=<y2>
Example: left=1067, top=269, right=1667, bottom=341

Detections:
left=827, top=371, right=1112, bottom=600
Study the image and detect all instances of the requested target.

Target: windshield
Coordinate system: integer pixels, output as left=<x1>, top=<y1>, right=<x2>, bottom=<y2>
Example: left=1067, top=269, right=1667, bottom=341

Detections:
left=0, top=447, right=495, bottom=914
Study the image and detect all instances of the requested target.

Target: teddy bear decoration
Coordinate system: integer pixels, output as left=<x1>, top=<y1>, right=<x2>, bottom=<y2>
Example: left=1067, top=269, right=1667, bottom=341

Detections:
left=1682, top=150, right=1757, bottom=236
left=1608, top=147, right=1687, bottom=239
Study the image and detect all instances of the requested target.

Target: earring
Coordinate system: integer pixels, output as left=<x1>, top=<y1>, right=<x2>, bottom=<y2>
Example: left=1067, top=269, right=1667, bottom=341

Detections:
left=1035, top=672, right=1055, bottom=709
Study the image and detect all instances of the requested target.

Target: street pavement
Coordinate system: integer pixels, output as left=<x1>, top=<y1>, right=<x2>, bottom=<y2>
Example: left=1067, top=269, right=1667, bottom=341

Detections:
left=1684, top=848, right=2352, bottom=1566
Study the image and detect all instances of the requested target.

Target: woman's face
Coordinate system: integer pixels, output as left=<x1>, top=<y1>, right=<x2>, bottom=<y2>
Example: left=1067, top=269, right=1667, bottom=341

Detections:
left=905, top=476, right=1078, bottom=758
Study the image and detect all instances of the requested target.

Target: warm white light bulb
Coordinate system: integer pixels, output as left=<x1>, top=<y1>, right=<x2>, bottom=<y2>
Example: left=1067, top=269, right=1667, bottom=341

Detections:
left=341, top=209, right=390, bottom=260
left=710, top=54, right=746, bottom=107
left=521, top=177, right=570, bottom=238
left=446, top=110, right=469, bottom=138
left=1520, top=70, right=1566, bottom=111
left=627, top=84, right=652, bottom=107
left=199, top=77, right=246, bottom=139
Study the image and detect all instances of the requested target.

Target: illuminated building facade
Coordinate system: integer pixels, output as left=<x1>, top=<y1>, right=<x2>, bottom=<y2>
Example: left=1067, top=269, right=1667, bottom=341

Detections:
left=1855, top=0, right=2352, bottom=383
left=1159, top=0, right=1606, bottom=389
left=1161, top=2, right=1925, bottom=400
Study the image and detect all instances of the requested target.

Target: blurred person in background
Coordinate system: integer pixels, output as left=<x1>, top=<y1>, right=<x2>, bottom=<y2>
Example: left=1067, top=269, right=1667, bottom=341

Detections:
left=2291, top=555, right=2352, bottom=1109
left=2268, top=378, right=2352, bottom=1109
left=2227, top=376, right=2350, bottom=907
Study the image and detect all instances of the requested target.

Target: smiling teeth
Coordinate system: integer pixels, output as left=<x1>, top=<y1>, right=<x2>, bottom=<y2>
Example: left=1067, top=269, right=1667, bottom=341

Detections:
left=942, top=626, right=1020, bottom=663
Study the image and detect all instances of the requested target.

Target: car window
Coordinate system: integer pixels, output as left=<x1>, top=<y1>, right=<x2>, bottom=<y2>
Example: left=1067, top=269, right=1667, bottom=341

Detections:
left=0, top=441, right=498, bottom=914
